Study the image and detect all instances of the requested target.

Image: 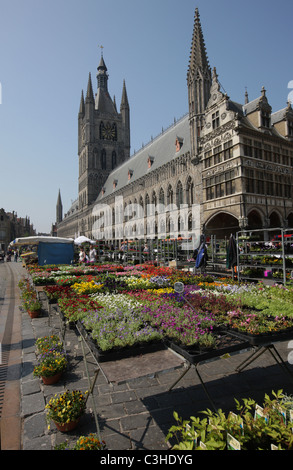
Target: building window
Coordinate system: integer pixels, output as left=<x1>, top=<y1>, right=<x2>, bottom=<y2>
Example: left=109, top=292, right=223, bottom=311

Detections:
left=261, top=111, right=270, bottom=128
left=284, top=176, right=291, bottom=198
left=275, top=174, right=283, bottom=197
left=245, top=168, right=255, bottom=193
left=204, top=150, right=212, bottom=168
left=256, top=171, right=264, bottom=194
left=225, top=170, right=235, bottom=195
left=215, top=183, right=224, bottom=198
left=205, top=180, right=214, bottom=200
left=186, top=177, right=194, bottom=205
left=224, top=140, right=233, bottom=160
left=175, top=137, right=183, bottom=152
left=273, top=147, right=281, bottom=164
left=213, top=145, right=222, bottom=165
left=147, top=156, right=154, bottom=168
left=176, top=181, right=184, bottom=206
left=212, top=111, right=220, bottom=129
left=112, top=151, right=117, bottom=169
left=159, top=188, right=164, bottom=206
left=264, top=144, right=272, bottom=162
left=243, top=138, right=253, bottom=157
left=288, top=121, right=293, bottom=136
left=101, top=150, right=106, bottom=169
left=266, top=172, right=274, bottom=196
left=167, top=185, right=173, bottom=205
left=254, top=141, right=262, bottom=159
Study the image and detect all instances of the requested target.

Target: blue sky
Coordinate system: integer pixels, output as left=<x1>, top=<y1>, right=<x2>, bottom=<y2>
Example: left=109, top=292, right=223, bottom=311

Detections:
left=0, top=0, right=292, bottom=233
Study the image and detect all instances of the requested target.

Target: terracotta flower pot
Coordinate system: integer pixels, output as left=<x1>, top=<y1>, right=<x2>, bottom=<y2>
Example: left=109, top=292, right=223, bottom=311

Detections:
left=28, top=309, right=41, bottom=318
left=41, top=372, right=62, bottom=385
left=54, top=417, right=80, bottom=432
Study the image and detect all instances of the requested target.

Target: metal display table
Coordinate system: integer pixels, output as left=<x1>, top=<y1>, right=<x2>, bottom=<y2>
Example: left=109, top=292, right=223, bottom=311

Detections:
left=167, top=330, right=293, bottom=412
left=57, top=307, right=293, bottom=428
left=75, top=322, right=185, bottom=440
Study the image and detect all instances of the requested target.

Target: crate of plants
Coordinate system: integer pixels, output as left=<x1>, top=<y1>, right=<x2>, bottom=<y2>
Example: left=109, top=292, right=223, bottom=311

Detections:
left=164, top=330, right=250, bottom=364
left=222, top=308, right=293, bottom=346
left=76, top=295, right=165, bottom=362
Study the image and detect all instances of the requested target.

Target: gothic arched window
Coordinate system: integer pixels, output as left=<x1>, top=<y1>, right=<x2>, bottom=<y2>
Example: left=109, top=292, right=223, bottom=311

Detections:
left=112, top=151, right=117, bottom=169
left=176, top=180, right=184, bottom=207
left=93, top=148, right=98, bottom=169
left=186, top=177, right=194, bottom=205
left=159, top=188, right=165, bottom=206
left=167, top=185, right=173, bottom=206
left=101, top=150, right=106, bottom=169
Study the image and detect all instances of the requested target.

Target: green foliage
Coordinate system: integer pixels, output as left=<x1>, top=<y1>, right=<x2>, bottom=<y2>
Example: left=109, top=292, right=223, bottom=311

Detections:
left=167, top=390, right=293, bottom=450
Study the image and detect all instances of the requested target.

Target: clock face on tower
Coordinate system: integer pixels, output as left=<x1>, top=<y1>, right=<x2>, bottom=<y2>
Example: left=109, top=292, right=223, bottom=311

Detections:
left=101, top=122, right=117, bottom=141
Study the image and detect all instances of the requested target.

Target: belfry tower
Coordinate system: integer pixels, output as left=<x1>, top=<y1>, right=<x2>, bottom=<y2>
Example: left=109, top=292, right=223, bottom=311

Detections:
left=78, top=52, right=130, bottom=210
left=187, top=8, right=212, bottom=158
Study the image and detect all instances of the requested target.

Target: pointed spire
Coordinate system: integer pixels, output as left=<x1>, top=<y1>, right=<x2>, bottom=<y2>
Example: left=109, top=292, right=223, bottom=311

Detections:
left=245, top=87, right=249, bottom=104
left=97, top=56, right=109, bottom=91
left=56, top=189, right=63, bottom=224
left=79, top=90, right=85, bottom=116
left=113, top=95, right=117, bottom=112
left=57, top=188, right=62, bottom=205
left=120, top=80, right=129, bottom=110
left=212, top=67, right=220, bottom=89
left=86, top=73, right=94, bottom=102
left=188, top=7, right=210, bottom=80
left=98, top=56, right=107, bottom=73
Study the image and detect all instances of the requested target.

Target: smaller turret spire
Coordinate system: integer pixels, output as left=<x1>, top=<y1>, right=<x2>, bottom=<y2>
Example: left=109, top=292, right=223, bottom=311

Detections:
left=120, top=79, right=129, bottom=110
left=97, top=56, right=109, bottom=91
left=86, top=73, right=94, bottom=102
left=79, top=90, right=85, bottom=116
left=245, top=87, right=249, bottom=104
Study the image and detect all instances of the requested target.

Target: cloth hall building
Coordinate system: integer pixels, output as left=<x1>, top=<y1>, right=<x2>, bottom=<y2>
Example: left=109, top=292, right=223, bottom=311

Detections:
left=56, top=8, right=293, bottom=243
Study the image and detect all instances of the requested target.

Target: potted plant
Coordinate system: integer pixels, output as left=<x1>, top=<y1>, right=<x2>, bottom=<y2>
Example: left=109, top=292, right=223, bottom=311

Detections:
left=55, top=434, right=106, bottom=450
left=46, top=390, right=88, bottom=432
left=35, top=335, right=64, bottom=357
left=24, top=298, right=42, bottom=318
left=33, top=350, right=67, bottom=384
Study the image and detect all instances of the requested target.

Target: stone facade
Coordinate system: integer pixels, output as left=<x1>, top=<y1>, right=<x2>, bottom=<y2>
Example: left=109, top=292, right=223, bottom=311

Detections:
left=0, top=209, right=36, bottom=251
left=57, top=7, right=293, bottom=243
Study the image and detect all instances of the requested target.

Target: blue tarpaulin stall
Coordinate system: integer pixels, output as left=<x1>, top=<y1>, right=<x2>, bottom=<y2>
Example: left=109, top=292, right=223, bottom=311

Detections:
left=13, top=236, right=74, bottom=266
left=37, top=241, right=74, bottom=266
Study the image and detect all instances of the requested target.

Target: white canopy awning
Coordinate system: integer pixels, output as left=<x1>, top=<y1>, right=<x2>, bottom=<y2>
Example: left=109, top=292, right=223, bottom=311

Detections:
left=74, top=236, right=95, bottom=245
left=11, top=236, right=74, bottom=246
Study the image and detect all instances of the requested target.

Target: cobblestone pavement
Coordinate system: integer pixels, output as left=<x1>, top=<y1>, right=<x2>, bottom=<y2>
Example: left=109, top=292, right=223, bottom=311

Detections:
left=1, top=261, right=293, bottom=450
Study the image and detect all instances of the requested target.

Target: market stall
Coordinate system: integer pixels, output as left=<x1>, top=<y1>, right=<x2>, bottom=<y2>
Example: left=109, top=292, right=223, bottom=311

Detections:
left=12, top=236, right=74, bottom=266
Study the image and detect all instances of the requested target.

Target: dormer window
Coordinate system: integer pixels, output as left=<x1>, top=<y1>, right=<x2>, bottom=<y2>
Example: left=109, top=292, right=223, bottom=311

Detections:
left=288, top=120, right=293, bottom=137
left=175, top=137, right=183, bottom=152
left=128, top=169, right=133, bottom=180
left=212, top=111, right=220, bottom=129
left=147, top=156, right=154, bottom=168
left=261, top=111, right=270, bottom=128
left=113, top=180, right=118, bottom=189
left=102, top=187, right=106, bottom=196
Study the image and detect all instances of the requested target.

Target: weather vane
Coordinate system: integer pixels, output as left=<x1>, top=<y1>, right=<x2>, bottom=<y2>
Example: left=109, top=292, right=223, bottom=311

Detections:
left=98, top=45, right=104, bottom=57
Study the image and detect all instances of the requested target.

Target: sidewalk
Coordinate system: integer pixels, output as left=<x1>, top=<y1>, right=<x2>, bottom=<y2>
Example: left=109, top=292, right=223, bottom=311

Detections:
left=1, top=262, right=293, bottom=450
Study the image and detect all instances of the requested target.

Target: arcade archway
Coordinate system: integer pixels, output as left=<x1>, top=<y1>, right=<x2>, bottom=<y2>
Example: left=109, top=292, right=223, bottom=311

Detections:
left=205, top=212, right=240, bottom=238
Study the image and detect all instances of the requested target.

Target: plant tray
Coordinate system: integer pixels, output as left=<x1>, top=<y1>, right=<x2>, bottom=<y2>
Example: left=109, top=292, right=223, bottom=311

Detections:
left=164, top=332, right=250, bottom=364
left=76, top=321, right=166, bottom=363
left=225, top=327, right=293, bottom=346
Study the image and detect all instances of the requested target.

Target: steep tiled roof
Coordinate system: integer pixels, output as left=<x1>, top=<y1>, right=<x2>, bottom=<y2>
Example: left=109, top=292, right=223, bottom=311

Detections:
left=96, top=114, right=190, bottom=201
